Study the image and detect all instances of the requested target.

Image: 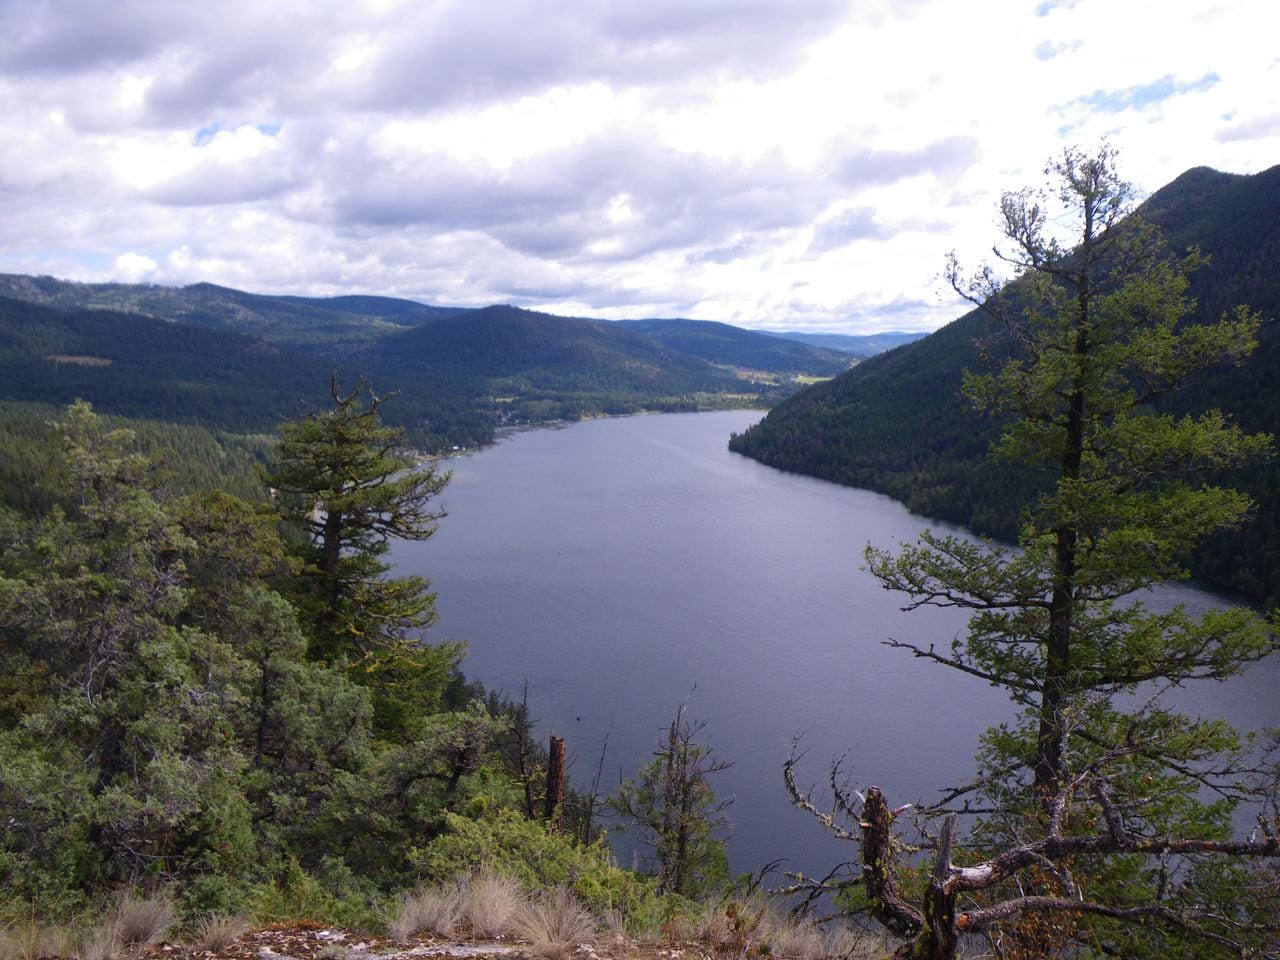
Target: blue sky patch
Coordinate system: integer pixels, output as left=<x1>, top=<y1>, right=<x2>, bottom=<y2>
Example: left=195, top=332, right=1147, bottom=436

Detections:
left=194, top=122, right=223, bottom=146
left=1034, top=38, right=1082, bottom=61
left=1074, top=72, right=1220, bottom=114
left=1034, top=0, right=1080, bottom=17
left=194, top=121, right=281, bottom=146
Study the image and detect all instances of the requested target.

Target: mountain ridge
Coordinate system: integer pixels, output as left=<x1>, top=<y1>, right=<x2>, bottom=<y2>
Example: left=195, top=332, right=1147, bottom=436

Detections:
left=0, top=276, right=874, bottom=454
left=729, top=162, right=1280, bottom=606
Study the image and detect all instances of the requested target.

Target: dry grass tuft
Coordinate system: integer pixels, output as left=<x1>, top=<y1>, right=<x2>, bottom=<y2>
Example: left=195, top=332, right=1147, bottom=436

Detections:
left=514, top=888, right=596, bottom=960
left=0, top=921, right=86, bottom=960
left=41, top=926, right=77, bottom=960
left=692, top=903, right=732, bottom=946
left=77, top=924, right=121, bottom=960
left=109, top=893, right=174, bottom=947
left=0, top=922, right=41, bottom=960
left=599, top=909, right=629, bottom=941
left=388, top=885, right=463, bottom=942
left=459, top=869, right=525, bottom=939
left=189, top=914, right=251, bottom=953
left=819, top=925, right=896, bottom=960
left=685, top=899, right=765, bottom=957
left=762, top=917, right=828, bottom=960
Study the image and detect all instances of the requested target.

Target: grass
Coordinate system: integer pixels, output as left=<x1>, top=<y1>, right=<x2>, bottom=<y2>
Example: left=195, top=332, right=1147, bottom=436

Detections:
left=674, top=900, right=894, bottom=960
left=459, top=869, right=524, bottom=939
left=189, top=914, right=251, bottom=953
left=77, top=925, right=120, bottom=960
left=1, top=877, right=895, bottom=960
left=0, top=921, right=54, bottom=960
left=388, top=885, right=462, bottom=942
left=108, top=893, right=173, bottom=948
left=514, top=888, right=596, bottom=960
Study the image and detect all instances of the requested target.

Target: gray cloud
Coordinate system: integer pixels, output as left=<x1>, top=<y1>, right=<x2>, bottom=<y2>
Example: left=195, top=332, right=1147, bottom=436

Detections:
left=686, top=235, right=776, bottom=265
left=781, top=293, right=940, bottom=334
left=807, top=207, right=891, bottom=254
left=142, top=160, right=296, bottom=207
left=834, top=137, right=980, bottom=187
left=4, top=0, right=850, bottom=125
left=0, top=0, right=201, bottom=73
left=332, top=0, right=851, bottom=113
left=325, top=130, right=827, bottom=264
left=1216, top=112, right=1280, bottom=143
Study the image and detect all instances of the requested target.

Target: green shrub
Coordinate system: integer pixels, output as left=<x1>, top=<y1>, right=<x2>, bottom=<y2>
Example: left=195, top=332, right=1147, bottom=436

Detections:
left=413, top=809, right=665, bottom=922
left=244, top=858, right=381, bottom=931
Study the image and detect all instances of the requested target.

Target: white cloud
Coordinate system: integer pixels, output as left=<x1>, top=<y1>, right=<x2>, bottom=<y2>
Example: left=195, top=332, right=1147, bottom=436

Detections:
left=113, top=251, right=158, bottom=281
left=0, top=0, right=1277, bottom=333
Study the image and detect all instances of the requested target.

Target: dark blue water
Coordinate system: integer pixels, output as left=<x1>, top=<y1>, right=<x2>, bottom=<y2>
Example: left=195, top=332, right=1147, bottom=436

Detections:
left=389, top=410, right=1280, bottom=878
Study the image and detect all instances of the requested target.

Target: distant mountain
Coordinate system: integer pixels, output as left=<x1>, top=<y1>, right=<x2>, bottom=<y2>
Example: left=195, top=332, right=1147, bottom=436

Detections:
left=0, top=295, right=330, bottom=431
left=612, top=318, right=852, bottom=375
left=730, top=163, right=1280, bottom=607
left=0, top=274, right=860, bottom=377
left=0, top=275, right=457, bottom=351
left=0, top=295, right=497, bottom=450
left=361, top=305, right=766, bottom=423
left=761, top=330, right=927, bottom=356
left=4, top=279, right=846, bottom=451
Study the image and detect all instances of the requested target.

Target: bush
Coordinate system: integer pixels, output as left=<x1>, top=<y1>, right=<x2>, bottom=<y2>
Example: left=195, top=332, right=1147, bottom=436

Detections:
left=243, top=858, right=380, bottom=931
left=414, top=809, right=664, bottom=922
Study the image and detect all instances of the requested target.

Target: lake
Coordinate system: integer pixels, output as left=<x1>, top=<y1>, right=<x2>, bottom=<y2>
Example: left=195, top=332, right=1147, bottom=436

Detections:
left=389, top=410, right=1280, bottom=878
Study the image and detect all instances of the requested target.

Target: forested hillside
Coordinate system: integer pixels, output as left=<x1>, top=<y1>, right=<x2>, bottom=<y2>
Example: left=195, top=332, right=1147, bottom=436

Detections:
left=0, top=275, right=458, bottom=350
left=0, top=273, right=861, bottom=379
left=730, top=163, right=1280, bottom=606
left=359, top=305, right=763, bottom=423
left=0, top=278, right=857, bottom=453
left=612, top=318, right=851, bottom=375
left=0, top=296, right=331, bottom=429
left=0, top=296, right=494, bottom=457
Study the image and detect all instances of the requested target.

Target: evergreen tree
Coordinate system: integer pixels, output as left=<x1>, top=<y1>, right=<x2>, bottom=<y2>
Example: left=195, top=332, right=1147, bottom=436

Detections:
left=269, top=376, right=460, bottom=738
left=788, top=147, right=1279, bottom=959
left=0, top=402, right=255, bottom=901
left=612, top=704, right=731, bottom=898
left=870, top=145, right=1274, bottom=799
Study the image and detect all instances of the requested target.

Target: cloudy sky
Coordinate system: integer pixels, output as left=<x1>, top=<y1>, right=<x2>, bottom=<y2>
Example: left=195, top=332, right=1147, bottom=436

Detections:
left=1, top=0, right=1276, bottom=333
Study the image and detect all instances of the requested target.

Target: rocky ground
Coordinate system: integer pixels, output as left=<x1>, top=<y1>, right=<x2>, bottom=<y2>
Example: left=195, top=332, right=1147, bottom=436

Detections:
left=163, top=923, right=719, bottom=960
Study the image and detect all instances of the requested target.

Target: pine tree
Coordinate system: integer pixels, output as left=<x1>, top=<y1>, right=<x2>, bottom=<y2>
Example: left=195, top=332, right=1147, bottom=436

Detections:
left=269, top=376, right=460, bottom=737
left=870, top=144, right=1274, bottom=799
left=0, top=402, right=255, bottom=897
left=612, top=704, right=731, bottom=897
left=787, top=147, right=1279, bottom=959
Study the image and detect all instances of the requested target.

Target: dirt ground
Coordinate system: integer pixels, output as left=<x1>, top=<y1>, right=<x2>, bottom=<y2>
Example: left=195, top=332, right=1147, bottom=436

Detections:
left=167, top=922, right=724, bottom=960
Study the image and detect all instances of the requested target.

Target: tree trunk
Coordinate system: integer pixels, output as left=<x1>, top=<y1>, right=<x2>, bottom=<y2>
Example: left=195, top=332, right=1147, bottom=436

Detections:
left=544, top=734, right=565, bottom=828
left=862, top=788, right=925, bottom=939
left=1034, top=233, right=1092, bottom=799
left=862, top=790, right=962, bottom=960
